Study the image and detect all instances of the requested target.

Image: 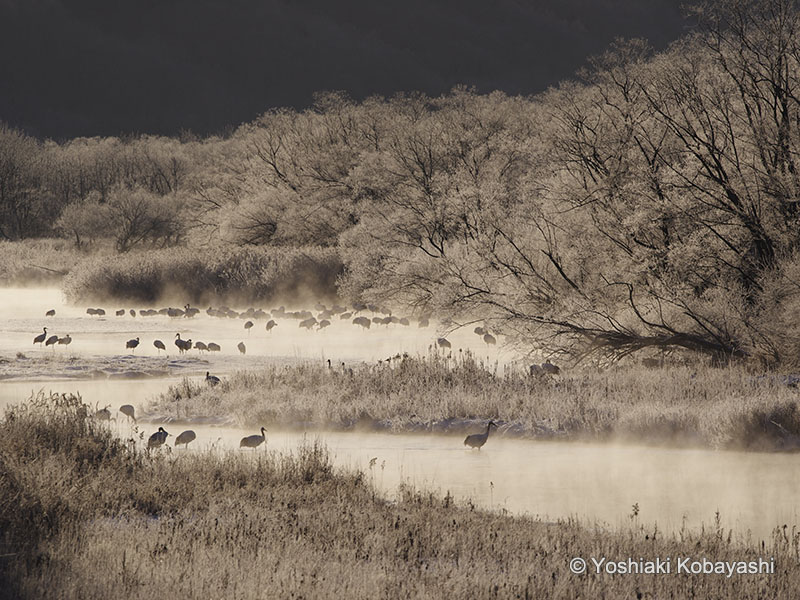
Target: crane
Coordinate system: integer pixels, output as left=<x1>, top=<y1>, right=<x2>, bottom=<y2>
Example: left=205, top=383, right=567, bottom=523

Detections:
left=148, top=427, right=170, bottom=449
left=175, top=430, right=196, bottom=448
left=464, top=421, right=497, bottom=450
left=240, top=427, right=267, bottom=449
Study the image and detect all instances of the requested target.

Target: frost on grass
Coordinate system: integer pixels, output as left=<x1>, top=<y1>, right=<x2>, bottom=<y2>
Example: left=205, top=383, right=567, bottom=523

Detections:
left=1, top=391, right=798, bottom=600
left=0, top=353, right=207, bottom=380
left=147, top=352, right=800, bottom=450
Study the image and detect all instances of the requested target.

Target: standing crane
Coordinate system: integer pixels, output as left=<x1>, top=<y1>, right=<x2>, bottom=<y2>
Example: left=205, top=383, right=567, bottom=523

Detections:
left=95, top=405, right=112, bottom=421
left=33, top=327, right=47, bottom=345
left=541, top=361, right=560, bottom=375
left=119, top=404, right=136, bottom=422
left=147, top=427, right=170, bottom=449
left=175, top=430, right=196, bottom=448
left=464, top=421, right=497, bottom=450
left=175, top=333, right=192, bottom=353
left=240, top=427, right=266, bottom=449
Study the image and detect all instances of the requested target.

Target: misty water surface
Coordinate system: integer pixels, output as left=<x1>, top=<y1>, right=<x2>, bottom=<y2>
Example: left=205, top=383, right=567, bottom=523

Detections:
left=0, top=287, right=509, bottom=372
left=1, top=287, right=799, bottom=540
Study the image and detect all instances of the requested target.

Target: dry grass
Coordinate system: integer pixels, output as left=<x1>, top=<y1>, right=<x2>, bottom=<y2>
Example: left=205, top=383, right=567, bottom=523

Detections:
left=62, top=245, right=343, bottom=304
left=0, top=239, right=111, bottom=284
left=2, top=392, right=800, bottom=599
left=149, top=352, right=800, bottom=450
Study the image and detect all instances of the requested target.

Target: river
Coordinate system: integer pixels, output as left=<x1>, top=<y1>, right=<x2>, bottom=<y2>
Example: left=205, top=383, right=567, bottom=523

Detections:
left=1, top=286, right=798, bottom=540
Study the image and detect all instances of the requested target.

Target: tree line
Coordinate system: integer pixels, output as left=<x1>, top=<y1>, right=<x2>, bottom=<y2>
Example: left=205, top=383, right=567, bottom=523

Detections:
left=2, top=0, right=799, bottom=366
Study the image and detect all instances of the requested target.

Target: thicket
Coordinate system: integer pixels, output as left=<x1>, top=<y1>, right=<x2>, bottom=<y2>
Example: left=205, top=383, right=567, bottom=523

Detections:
left=62, top=245, right=342, bottom=304
left=4, top=0, right=800, bottom=365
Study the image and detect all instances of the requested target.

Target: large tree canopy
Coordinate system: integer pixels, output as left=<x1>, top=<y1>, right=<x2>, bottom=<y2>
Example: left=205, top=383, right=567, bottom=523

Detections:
left=4, top=0, right=800, bottom=367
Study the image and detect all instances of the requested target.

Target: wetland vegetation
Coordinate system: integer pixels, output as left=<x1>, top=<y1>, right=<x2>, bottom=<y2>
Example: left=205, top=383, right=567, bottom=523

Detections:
left=4, top=1, right=800, bottom=597
left=151, top=354, right=800, bottom=451
left=2, top=393, right=798, bottom=600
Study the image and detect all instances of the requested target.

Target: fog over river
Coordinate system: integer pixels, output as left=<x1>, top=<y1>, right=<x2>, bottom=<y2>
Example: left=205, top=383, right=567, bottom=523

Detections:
left=1, top=287, right=799, bottom=540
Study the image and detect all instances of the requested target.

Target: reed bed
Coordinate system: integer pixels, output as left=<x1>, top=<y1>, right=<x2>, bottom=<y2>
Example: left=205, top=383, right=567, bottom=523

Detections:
left=1, top=392, right=799, bottom=599
left=62, top=245, right=343, bottom=304
left=150, top=352, right=800, bottom=450
left=0, top=239, right=107, bottom=284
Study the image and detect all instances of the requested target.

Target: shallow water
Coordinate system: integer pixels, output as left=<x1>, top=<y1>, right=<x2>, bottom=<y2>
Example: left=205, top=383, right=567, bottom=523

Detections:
left=1, top=287, right=799, bottom=540
left=0, top=287, right=508, bottom=374
left=2, top=373, right=798, bottom=540
left=102, top=419, right=800, bottom=540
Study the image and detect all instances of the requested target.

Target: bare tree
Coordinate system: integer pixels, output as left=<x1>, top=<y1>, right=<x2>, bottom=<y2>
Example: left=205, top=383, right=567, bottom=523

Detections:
left=107, top=187, right=185, bottom=252
left=0, top=123, right=51, bottom=240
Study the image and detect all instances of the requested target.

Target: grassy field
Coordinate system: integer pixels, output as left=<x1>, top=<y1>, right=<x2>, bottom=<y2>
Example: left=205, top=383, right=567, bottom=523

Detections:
left=148, top=352, right=800, bottom=451
left=0, top=239, right=111, bottom=285
left=1, top=392, right=798, bottom=599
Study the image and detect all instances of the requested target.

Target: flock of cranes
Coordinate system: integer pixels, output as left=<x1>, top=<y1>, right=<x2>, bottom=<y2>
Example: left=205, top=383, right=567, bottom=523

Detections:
left=94, top=398, right=266, bottom=450
left=33, top=300, right=564, bottom=382
left=33, top=301, right=562, bottom=453
left=110, top=400, right=489, bottom=451
left=33, top=327, right=72, bottom=348
left=142, top=421, right=493, bottom=452
left=36, top=300, right=517, bottom=362
left=145, top=426, right=267, bottom=450
left=32, top=302, right=442, bottom=357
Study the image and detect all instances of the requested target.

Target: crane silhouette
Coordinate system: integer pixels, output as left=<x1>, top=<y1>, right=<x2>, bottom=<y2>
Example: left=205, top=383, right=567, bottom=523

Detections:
left=240, top=427, right=266, bottom=448
left=175, top=430, right=196, bottom=448
left=119, top=404, right=136, bottom=422
left=33, top=327, right=47, bottom=345
left=94, top=405, right=112, bottom=421
left=464, top=421, right=497, bottom=450
left=148, top=427, right=170, bottom=449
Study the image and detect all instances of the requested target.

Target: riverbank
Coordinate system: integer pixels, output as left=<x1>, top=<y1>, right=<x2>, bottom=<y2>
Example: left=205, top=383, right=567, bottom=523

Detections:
left=1, top=393, right=796, bottom=599
left=146, top=354, right=800, bottom=451
left=0, top=239, right=102, bottom=285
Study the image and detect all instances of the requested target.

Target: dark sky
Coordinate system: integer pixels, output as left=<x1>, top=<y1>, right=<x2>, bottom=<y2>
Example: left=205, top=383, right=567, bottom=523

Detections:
left=0, top=0, right=688, bottom=139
